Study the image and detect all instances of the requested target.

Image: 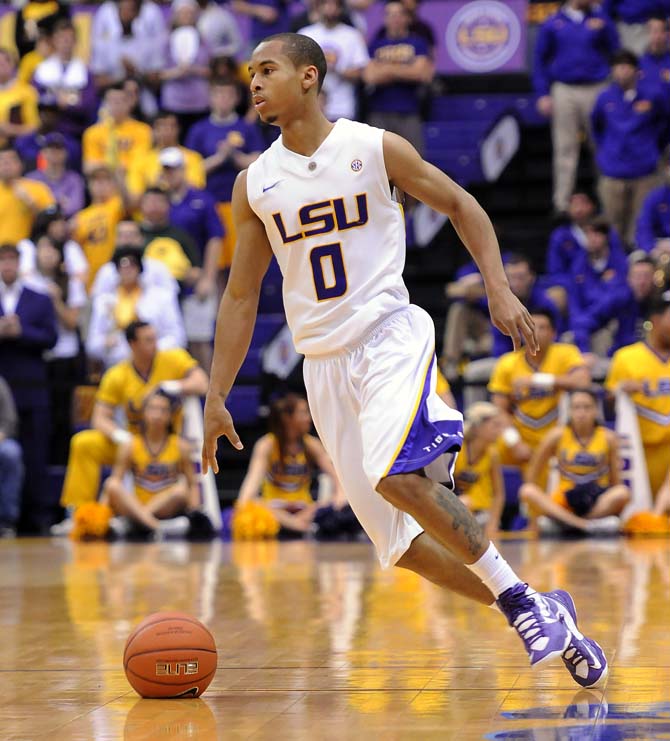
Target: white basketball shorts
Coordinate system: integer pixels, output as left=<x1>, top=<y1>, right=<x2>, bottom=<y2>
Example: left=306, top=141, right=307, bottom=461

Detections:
left=303, top=304, right=464, bottom=569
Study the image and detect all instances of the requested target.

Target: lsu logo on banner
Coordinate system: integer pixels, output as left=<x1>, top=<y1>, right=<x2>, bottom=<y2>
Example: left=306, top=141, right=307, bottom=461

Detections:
left=446, top=1, right=522, bottom=73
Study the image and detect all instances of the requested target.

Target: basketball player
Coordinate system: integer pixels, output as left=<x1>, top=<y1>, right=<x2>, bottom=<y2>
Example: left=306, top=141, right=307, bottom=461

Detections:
left=202, top=33, right=607, bottom=688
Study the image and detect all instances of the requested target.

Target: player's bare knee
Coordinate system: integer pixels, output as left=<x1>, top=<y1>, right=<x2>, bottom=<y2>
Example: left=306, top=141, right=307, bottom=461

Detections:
left=518, top=484, right=535, bottom=503
left=376, top=473, right=427, bottom=510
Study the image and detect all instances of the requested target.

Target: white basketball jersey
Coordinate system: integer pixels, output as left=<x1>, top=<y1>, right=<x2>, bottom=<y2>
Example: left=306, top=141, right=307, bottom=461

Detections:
left=246, top=119, right=409, bottom=355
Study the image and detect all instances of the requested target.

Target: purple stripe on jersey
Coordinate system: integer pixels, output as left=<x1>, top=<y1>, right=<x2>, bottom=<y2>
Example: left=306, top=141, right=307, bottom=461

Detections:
left=387, top=360, right=463, bottom=477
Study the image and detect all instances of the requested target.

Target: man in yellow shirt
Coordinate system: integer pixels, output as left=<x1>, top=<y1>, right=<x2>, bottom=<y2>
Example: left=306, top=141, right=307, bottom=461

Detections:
left=70, top=166, right=126, bottom=291
left=605, top=293, right=670, bottom=495
left=489, top=308, right=590, bottom=465
left=57, top=321, right=209, bottom=526
left=0, top=146, right=54, bottom=243
left=82, top=83, right=152, bottom=175
left=126, top=111, right=205, bottom=205
left=0, top=48, right=39, bottom=147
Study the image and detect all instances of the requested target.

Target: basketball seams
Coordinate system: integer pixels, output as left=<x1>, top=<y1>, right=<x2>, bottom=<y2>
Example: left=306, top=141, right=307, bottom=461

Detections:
left=123, top=616, right=216, bottom=668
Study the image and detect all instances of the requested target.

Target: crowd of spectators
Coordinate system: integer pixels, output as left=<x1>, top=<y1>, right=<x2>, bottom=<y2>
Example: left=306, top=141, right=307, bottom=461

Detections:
left=1, top=0, right=670, bottom=541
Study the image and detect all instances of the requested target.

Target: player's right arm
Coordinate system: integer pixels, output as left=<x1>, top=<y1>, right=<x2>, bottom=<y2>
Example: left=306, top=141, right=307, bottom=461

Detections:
left=523, top=426, right=562, bottom=486
left=202, top=170, right=273, bottom=473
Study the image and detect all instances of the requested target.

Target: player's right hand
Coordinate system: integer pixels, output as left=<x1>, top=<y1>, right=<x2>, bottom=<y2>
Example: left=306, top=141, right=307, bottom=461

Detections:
left=202, top=392, right=243, bottom=475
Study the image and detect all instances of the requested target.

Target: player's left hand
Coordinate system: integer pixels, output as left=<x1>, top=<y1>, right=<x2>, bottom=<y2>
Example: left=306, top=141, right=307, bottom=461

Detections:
left=487, top=286, right=538, bottom=354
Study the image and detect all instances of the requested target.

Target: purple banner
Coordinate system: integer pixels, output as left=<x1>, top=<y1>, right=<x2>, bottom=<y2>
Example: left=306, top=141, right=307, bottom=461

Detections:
left=365, top=0, right=528, bottom=75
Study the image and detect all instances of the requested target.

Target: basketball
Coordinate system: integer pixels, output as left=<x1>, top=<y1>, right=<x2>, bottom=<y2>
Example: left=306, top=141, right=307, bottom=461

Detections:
left=123, top=612, right=217, bottom=698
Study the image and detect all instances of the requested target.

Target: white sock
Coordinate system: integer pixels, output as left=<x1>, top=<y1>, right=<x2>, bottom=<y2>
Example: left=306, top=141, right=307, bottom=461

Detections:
left=467, top=542, right=522, bottom=599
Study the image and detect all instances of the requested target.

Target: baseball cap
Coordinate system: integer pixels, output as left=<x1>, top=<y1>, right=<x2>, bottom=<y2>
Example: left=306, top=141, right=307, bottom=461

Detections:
left=159, top=147, right=185, bottom=169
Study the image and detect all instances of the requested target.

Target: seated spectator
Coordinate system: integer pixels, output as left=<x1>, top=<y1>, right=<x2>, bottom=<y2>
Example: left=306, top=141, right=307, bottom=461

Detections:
left=604, top=0, right=670, bottom=56
left=639, top=16, right=670, bottom=95
left=520, top=389, right=630, bottom=534
left=635, top=172, right=670, bottom=255
left=83, top=84, right=153, bottom=176
left=440, top=261, right=491, bottom=379
left=572, top=254, right=656, bottom=356
left=86, top=247, right=187, bottom=368
left=231, top=0, right=289, bottom=49
left=196, top=0, right=242, bottom=57
left=14, top=0, right=69, bottom=59
left=160, top=0, right=211, bottom=135
left=14, top=100, right=81, bottom=172
left=139, top=187, right=202, bottom=286
left=102, top=390, right=197, bottom=539
left=32, top=19, right=97, bottom=138
left=545, top=190, right=625, bottom=294
left=0, top=375, right=23, bottom=538
left=453, top=402, right=505, bottom=539
left=372, top=0, right=436, bottom=54
left=127, top=111, right=205, bottom=203
left=0, top=242, right=57, bottom=532
left=489, top=308, right=590, bottom=480
left=186, top=78, right=264, bottom=270
left=568, top=216, right=628, bottom=353
left=70, top=166, right=126, bottom=291
left=20, top=204, right=88, bottom=284
left=605, top=292, right=670, bottom=496
left=236, top=394, right=347, bottom=536
left=25, top=132, right=84, bottom=218
left=55, top=320, right=208, bottom=533
left=300, top=0, right=370, bottom=122
left=91, top=220, right=178, bottom=298
left=25, top=233, right=86, bottom=464
left=364, top=1, right=433, bottom=154
left=591, top=50, right=665, bottom=246
left=0, top=47, right=39, bottom=148
left=0, top=146, right=55, bottom=244
left=90, top=0, right=166, bottom=92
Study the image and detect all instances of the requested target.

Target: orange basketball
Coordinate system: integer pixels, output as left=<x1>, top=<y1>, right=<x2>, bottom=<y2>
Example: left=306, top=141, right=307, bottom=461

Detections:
left=123, top=611, right=217, bottom=698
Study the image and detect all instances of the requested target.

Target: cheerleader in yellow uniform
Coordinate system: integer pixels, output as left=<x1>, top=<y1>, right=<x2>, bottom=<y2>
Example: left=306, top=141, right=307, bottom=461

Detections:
left=453, top=403, right=506, bottom=539
left=236, top=394, right=345, bottom=535
left=519, top=389, right=630, bottom=534
left=102, top=390, right=199, bottom=537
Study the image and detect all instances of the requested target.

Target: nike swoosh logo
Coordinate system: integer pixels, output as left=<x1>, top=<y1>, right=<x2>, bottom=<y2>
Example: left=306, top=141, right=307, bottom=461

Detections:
left=262, top=180, right=282, bottom=193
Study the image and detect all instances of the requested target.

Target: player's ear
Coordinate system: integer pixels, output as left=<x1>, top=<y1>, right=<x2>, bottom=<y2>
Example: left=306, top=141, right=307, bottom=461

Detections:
left=301, top=64, right=319, bottom=94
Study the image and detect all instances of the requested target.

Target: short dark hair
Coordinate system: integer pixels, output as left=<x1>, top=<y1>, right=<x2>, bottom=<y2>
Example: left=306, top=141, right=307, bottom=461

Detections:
left=648, top=15, right=668, bottom=26
left=125, top=320, right=151, bottom=344
left=630, top=254, right=656, bottom=269
left=142, top=186, right=169, bottom=200
left=504, top=252, right=533, bottom=270
left=53, top=18, right=75, bottom=34
left=585, top=215, right=610, bottom=236
left=611, top=49, right=639, bottom=68
left=0, top=243, right=19, bottom=257
left=570, top=387, right=600, bottom=403
left=528, top=306, right=557, bottom=329
left=152, top=110, right=178, bottom=125
left=105, top=81, right=127, bottom=94
left=259, top=33, right=328, bottom=92
left=647, top=290, right=670, bottom=318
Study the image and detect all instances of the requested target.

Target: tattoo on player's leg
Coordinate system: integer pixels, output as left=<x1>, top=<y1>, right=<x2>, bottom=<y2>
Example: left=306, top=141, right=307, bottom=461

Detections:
left=433, top=483, right=484, bottom=557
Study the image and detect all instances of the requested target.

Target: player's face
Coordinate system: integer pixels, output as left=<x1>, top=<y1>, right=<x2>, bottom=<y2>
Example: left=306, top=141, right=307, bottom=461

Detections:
left=531, top=315, right=555, bottom=350
left=143, top=395, right=172, bottom=430
left=249, top=41, right=316, bottom=126
left=570, top=392, right=597, bottom=429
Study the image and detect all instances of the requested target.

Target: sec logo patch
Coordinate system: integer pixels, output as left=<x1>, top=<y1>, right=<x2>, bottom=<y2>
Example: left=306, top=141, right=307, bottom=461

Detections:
left=351, top=159, right=363, bottom=172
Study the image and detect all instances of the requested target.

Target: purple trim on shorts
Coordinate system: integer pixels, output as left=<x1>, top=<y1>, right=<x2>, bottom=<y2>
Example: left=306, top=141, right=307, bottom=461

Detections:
left=387, top=361, right=463, bottom=477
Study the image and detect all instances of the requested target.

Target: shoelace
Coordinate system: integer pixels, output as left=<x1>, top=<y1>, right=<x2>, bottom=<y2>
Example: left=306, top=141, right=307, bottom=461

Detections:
left=563, top=645, right=589, bottom=678
left=499, top=589, right=548, bottom=646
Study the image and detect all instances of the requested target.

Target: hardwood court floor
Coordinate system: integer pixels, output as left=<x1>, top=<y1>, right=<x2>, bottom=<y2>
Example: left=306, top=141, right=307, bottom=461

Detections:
left=1, top=536, right=669, bottom=740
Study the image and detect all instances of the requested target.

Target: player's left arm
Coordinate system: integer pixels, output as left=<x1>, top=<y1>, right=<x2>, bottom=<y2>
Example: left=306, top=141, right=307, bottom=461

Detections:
left=383, top=132, right=537, bottom=352
left=304, top=434, right=347, bottom=508
left=605, top=429, right=622, bottom=487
